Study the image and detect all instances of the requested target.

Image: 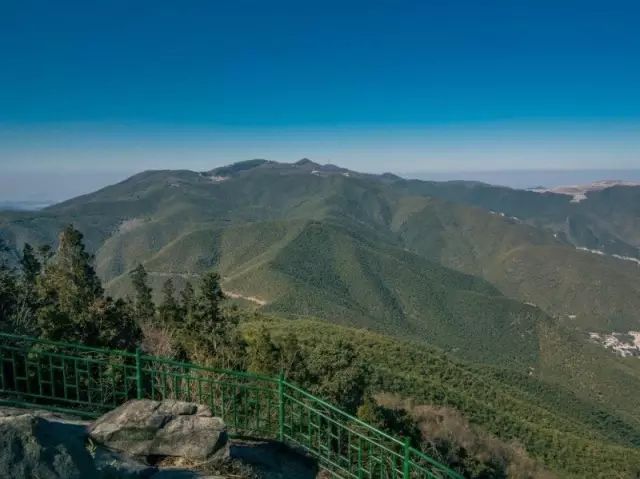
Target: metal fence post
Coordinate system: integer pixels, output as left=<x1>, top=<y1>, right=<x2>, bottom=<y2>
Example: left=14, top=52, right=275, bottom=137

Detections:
left=278, top=370, right=285, bottom=442
left=403, top=438, right=410, bottom=479
left=135, top=347, right=143, bottom=400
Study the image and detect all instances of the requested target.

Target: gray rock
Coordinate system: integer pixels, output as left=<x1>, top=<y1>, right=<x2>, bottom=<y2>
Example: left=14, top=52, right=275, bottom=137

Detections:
left=0, top=410, right=94, bottom=479
left=93, top=446, right=157, bottom=478
left=89, top=400, right=227, bottom=461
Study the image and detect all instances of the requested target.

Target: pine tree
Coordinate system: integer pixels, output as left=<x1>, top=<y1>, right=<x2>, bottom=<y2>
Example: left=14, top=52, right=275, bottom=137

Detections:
left=279, top=332, right=310, bottom=384
left=192, top=271, right=224, bottom=331
left=130, top=264, right=155, bottom=325
left=37, top=244, right=53, bottom=265
left=182, top=272, right=247, bottom=368
left=20, top=243, right=41, bottom=284
left=37, top=225, right=103, bottom=339
left=0, top=262, right=18, bottom=329
left=180, top=280, right=195, bottom=320
left=159, top=278, right=179, bottom=326
left=248, top=326, right=280, bottom=375
left=306, top=339, right=367, bottom=413
left=33, top=225, right=139, bottom=347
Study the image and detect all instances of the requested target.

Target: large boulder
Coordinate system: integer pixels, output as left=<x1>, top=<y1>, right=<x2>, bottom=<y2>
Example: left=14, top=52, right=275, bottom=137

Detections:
left=89, top=400, right=228, bottom=461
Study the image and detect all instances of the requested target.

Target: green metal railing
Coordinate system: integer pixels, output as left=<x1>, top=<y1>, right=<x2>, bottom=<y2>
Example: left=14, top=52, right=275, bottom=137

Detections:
left=0, top=332, right=462, bottom=479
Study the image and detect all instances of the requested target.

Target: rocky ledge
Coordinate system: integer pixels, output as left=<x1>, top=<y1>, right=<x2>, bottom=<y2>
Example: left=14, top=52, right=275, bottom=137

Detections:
left=0, top=400, right=318, bottom=479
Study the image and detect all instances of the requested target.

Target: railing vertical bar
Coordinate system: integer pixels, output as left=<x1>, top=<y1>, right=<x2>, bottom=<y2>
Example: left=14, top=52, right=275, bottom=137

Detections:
left=403, top=438, right=410, bottom=479
left=278, top=371, right=285, bottom=442
left=135, top=347, right=142, bottom=400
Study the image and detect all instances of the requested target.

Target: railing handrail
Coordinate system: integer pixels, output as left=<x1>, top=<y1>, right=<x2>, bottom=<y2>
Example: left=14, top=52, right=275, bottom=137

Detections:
left=0, top=332, right=464, bottom=479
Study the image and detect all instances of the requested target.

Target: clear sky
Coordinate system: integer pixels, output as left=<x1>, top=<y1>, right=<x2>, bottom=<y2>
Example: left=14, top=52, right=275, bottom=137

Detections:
left=1, top=0, right=639, bottom=199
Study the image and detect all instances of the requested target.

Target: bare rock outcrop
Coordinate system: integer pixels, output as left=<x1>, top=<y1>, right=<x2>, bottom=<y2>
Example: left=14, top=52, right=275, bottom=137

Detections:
left=89, top=400, right=228, bottom=462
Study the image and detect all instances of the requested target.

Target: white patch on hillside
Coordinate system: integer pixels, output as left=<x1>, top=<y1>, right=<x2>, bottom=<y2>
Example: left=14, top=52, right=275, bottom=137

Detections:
left=589, top=331, right=640, bottom=357
left=576, top=246, right=640, bottom=265
left=147, top=271, right=267, bottom=305
left=209, top=175, right=229, bottom=183
left=118, top=218, right=146, bottom=234
left=488, top=211, right=521, bottom=222
left=529, top=180, right=640, bottom=202
left=224, top=290, right=267, bottom=306
left=150, top=271, right=201, bottom=279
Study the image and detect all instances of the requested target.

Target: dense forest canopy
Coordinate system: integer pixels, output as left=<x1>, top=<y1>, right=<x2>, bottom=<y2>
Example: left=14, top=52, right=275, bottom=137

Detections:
left=2, top=225, right=640, bottom=478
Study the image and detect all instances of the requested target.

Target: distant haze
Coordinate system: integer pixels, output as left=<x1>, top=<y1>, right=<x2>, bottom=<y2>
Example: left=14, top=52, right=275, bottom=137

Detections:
left=3, top=167, right=640, bottom=206
left=0, top=170, right=135, bottom=204
left=405, top=169, right=640, bottom=189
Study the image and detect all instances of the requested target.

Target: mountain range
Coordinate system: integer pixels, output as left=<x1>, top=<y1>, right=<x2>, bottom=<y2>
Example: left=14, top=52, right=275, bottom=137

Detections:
left=2, top=159, right=640, bottom=476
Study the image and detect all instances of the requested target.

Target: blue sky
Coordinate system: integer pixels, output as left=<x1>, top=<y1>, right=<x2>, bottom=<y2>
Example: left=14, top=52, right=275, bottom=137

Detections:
left=1, top=0, right=639, bottom=199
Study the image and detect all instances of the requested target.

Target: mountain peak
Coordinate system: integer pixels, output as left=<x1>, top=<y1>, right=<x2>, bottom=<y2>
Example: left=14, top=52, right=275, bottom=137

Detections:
left=295, top=158, right=320, bottom=167
left=207, top=159, right=273, bottom=177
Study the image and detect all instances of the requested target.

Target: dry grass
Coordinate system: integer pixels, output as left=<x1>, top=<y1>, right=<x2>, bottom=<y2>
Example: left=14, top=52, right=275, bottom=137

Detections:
left=375, top=393, right=556, bottom=479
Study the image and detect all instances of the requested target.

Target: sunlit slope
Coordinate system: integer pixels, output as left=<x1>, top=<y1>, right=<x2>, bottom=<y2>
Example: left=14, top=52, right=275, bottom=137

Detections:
left=103, top=216, right=545, bottom=369
left=1, top=160, right=639, bottom=354
left=245, top=315, right=640, bottom=479
left=395, top=197, right=640, bottom=331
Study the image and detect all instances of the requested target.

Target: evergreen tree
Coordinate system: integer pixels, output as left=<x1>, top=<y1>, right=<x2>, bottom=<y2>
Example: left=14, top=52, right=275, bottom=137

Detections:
left=36, top=225, right=139, bottom=348
left=37, top=225, right=103, bottom=341
left=89, top=297, right=140, bottom=350
left=183, top=272, right=247, bottom=368
left=159, top=278, right=179, bottom=325
left=306, top=339, right=367, bottom=413
left=279, top=332, right=310, bottom=384
left=192, top=271, right=224, bottom=330
left=180, top=280, right=195, bottom=320
left=0, top=263, right=18, bottom=330
left=130, top=264, right=155, bottom=324
left=37, top=244, right=53, bottom=265
left=247, top=326, right=280, bottom=375
left=20, top=243, right=41, bottom=284
left=0, top=239, right=17, bottom=328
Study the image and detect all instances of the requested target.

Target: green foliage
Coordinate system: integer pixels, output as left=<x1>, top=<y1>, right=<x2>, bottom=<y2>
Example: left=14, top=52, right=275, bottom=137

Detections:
left=174, top=272, right=247, bottom=370
left=192, top=271, right=225, bottom=330
left=356, top=397, right=421, bottom=446
left=180, top=280, right=195, bottom=318
left=277, top=331, right=310, bottom=385
left=0, top=264, right=18, bottom=328
left=246, top=325, right=280, bottom=375
left=4, top=225, right=141, bottom=349
left=158, top=278, right=179, bottom=325
left=130, top=263, right=155, bottom=324
left=40, top=225, right=103, bottom=315
left=245, top=316, right=640, bottom=478
left=303, top=339, right=368, bottom=414
left=20, top=243, right=41, bottom=284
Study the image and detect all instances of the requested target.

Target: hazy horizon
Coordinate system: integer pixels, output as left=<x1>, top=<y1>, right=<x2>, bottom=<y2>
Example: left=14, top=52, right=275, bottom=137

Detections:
left=3, top=164, right=640, bottom=205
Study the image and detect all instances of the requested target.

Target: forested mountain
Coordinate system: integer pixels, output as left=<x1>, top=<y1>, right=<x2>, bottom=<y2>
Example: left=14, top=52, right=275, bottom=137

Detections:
left=2, top=159, right=638, bottom=337
left=2, top=159, right=640, bottom=477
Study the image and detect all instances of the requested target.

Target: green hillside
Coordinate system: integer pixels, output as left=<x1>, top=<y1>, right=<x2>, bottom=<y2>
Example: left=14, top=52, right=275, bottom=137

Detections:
left=2, top=160, right=640, bottom=476
left=1, top=159, right=639, bottom=347
left=244, top=315, right=640, bottom=479
left=395, top=197, right=640, bottom=331
left=397, top=179, right=640, bottom=260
